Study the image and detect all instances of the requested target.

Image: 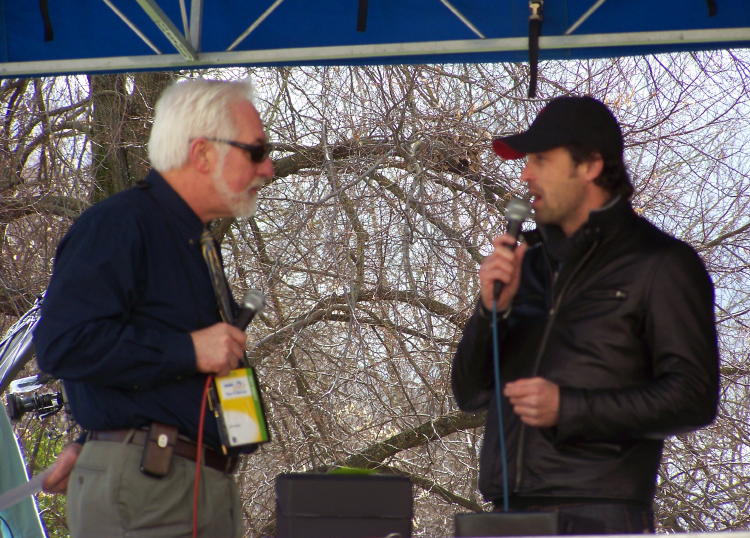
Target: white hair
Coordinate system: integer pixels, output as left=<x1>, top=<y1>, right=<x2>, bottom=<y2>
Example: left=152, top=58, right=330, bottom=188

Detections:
left=147, top=78, right=256, bottom=172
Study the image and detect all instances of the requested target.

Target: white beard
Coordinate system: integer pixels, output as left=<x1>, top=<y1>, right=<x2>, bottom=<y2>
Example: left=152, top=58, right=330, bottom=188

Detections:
left=211, top=163, right=258, bottom=218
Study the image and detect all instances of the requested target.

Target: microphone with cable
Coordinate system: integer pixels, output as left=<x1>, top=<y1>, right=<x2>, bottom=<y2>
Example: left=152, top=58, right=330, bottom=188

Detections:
left=493, top=197, right=532, bottom=302
left=233, top=289, right=265, bottom=330
left=480, top=195, right=559, bottom=535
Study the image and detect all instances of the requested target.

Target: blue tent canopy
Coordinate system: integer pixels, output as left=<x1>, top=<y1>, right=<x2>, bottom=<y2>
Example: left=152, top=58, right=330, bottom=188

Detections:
left=1, top=0, right=749, bottom=78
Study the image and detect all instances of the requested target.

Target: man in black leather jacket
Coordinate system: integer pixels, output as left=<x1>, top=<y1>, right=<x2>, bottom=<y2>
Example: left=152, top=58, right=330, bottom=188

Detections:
left=452, top=96, right=719, bottom=534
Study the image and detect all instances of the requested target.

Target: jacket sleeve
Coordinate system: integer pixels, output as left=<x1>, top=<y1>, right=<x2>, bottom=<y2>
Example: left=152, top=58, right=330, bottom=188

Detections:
left=34, top=206, right=197, bottom=391
left=556, top=242, right=719, bottom=442
left=451, top=302, right=497, bottom=411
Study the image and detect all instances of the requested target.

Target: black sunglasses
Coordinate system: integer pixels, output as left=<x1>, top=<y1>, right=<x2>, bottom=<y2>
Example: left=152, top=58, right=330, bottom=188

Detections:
left=204, top=138, right=273, bottom=163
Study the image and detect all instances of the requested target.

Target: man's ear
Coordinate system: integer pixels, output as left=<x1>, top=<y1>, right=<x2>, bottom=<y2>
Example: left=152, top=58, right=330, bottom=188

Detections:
left=188, top=138, right=214, bottom=174
left=581, top=153, right=604, bottom=183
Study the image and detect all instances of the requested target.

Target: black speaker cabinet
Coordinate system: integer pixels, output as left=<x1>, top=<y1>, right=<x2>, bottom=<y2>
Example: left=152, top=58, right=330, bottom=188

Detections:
left=276, top=473, right=412, bottom=538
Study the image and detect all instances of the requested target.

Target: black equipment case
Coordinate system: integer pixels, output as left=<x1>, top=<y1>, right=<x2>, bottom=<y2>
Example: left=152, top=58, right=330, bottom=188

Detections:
left=276, top=473, right=412, bottom=538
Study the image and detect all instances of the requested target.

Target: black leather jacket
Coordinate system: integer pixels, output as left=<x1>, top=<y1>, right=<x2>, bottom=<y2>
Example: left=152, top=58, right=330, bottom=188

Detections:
left=452, top=198, right=719, bottom=504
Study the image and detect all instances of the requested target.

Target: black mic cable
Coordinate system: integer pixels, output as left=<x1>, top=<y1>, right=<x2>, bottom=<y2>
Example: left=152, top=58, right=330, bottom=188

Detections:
left=491, top=301, right=510, bottom=511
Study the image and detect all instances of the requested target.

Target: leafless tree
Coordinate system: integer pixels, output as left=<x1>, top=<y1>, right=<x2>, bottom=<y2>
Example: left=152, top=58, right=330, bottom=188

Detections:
left=2, top=52, right=749, bottom=536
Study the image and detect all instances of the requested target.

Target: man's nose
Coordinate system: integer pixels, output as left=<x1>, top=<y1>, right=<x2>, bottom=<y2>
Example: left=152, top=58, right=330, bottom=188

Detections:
left=259, top=157, right=274, bottom=178
left=520, top=163, right=531, bottom=183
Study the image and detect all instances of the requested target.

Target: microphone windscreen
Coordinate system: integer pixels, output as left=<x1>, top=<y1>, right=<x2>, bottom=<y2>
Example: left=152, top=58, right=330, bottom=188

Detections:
left=234, top=290, right=265, bottom=330
left=241, top=290, right=265, bottom=313
left=493, top=197, right=531, bottom=301
left=504, top=197, right=531, bottom=238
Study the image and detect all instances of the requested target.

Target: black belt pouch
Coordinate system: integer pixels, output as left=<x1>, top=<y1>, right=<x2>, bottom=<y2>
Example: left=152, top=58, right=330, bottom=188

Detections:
left=139, top=422, right=178, bottom=478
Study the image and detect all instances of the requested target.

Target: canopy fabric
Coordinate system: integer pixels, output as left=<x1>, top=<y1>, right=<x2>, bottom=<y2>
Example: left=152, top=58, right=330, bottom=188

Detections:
left=0, top=0, right=749, bottom=78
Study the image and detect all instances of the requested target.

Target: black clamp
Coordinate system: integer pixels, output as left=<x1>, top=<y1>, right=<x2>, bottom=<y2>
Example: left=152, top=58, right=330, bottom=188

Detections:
left=39, top=0, right=54, bottom=41
left=528, top=0, right=544, bottom=98
left=357, top=0, right=368, bottom=32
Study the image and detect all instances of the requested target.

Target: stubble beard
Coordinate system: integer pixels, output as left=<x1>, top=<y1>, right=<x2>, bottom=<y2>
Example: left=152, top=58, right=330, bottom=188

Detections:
left=532, top=169, right=586, bottom=230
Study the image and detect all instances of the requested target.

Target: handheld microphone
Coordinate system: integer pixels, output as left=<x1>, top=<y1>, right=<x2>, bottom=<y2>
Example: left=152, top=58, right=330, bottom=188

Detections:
left=493, top=197, right=531, bottom=301
left=233, top=290, right=265, bottom=330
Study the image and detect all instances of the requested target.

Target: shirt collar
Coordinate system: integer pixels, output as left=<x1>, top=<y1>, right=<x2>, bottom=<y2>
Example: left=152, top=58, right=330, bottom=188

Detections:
left=143, top=169, right=205, bottom=242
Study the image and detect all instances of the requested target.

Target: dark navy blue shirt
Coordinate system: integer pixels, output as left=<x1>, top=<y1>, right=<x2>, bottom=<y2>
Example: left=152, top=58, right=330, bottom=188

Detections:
left=35, top=170, right=229, bottom=450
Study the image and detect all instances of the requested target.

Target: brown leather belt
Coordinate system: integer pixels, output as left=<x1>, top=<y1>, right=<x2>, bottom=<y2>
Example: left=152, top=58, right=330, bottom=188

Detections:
left=87, top=429, right=237, bottom=474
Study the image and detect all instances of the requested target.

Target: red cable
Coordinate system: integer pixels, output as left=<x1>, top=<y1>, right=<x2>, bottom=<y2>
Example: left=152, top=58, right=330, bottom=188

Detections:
left=193, top=375, right=212, bottom=538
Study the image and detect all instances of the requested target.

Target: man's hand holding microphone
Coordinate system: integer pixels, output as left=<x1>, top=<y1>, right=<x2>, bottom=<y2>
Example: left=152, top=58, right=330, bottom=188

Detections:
left=191, top=290, right=265, bottom=377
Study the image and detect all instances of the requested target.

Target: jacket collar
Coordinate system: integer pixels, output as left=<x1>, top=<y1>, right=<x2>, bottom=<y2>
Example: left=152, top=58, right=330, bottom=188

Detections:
left=524, top=196, right=636, bottom=263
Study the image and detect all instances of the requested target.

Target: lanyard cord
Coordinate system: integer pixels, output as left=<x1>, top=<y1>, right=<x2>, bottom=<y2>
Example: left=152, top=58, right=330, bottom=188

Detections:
left=491, top=298, right=510, bottom=512
left=200, top=228, right=233, bottom=323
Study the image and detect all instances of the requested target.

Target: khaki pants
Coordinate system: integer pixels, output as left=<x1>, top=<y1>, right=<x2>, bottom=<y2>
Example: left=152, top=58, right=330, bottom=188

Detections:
left=66, top=437, right=242, bottom=537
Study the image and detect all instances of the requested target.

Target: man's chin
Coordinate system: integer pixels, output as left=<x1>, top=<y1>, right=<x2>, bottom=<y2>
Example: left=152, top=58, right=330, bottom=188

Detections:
left=230, top=195, right=258, bottom=218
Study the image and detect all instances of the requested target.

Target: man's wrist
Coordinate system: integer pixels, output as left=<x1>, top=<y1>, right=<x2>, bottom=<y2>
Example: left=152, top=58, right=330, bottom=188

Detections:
left=477, top=300, right=511, bottom=320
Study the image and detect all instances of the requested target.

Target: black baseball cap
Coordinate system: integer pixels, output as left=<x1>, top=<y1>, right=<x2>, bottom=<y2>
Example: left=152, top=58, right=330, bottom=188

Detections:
left=492, top=95, right=623, bottom=160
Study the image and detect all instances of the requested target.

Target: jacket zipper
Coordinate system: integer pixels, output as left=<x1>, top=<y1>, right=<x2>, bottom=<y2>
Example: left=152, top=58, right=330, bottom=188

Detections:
left=513, top=238, right=600, bottom=492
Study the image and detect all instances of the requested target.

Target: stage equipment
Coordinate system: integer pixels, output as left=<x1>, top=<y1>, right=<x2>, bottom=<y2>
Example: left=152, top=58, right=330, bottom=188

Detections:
left=276, top=473, right=412, bottom=538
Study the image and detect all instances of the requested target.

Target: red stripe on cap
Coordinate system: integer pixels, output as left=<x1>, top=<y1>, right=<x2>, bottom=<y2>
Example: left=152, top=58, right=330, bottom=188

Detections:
left=492, top=139, right=526, bottom=160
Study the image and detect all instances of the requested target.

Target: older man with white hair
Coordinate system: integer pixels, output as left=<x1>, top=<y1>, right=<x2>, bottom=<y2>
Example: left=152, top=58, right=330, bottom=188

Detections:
left=35, top=78, right=274, bottom=537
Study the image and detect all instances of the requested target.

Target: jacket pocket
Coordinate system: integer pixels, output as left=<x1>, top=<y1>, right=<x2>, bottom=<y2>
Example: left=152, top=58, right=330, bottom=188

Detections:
left=582, top=289, right=628, bottom=301
left=559, top=440, right=625, bottom=460
left=563, top=288, right=628, bottom=321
